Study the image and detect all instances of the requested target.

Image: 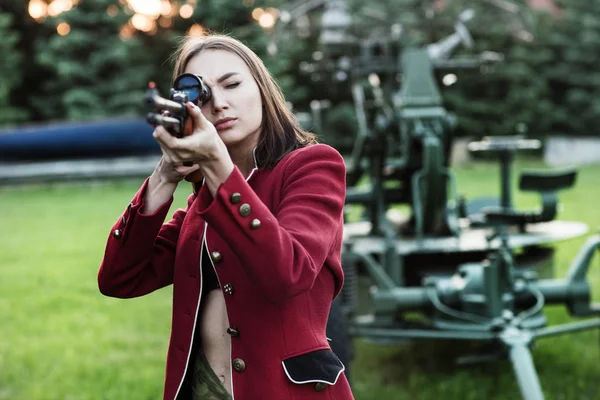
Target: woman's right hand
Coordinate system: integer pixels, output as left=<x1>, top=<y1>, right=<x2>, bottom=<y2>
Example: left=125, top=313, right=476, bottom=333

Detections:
left=152, top=126, right=201, bottom=184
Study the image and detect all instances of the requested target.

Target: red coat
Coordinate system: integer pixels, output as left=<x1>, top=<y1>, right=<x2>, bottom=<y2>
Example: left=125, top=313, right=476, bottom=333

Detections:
left=98, top=144, right=354, bottom=400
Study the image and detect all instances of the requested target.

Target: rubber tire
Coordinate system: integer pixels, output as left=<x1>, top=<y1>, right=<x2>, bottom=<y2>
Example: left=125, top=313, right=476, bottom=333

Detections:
left=326, top=296, right=354, bottom=382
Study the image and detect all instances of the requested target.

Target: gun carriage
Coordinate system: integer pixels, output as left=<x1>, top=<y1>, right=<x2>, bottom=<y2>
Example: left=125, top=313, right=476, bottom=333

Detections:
left=269, top=1, right=600, bottom=399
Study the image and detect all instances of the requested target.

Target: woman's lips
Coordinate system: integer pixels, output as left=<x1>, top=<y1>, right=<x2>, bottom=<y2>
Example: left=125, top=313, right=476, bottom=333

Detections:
left=214, top=118, right=237, bottom=131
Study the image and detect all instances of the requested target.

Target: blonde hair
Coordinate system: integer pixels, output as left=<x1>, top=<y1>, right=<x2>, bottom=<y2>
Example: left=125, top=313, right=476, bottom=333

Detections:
left=171, top=34, right=316, bottom=168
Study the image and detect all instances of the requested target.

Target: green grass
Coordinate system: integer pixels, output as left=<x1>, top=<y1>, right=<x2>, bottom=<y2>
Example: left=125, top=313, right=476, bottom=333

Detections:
left=0, top=161, right=599, bottom=400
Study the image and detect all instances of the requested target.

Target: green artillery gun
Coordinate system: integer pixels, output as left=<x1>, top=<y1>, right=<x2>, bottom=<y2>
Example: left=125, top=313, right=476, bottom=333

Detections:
left=269, top=1, right=599, bottom=399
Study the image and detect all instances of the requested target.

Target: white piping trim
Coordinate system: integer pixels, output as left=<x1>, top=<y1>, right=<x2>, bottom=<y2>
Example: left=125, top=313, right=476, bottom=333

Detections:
left=280, top=357, right=346, bottom=386
left=173, top=222, right=208, bottom=400
left=251, top=146, right=259, bottom=169
left=229, top=334, right=235, bottom=400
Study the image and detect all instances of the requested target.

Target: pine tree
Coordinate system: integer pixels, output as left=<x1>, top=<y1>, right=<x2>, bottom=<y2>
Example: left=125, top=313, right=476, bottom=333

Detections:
left=34, top=0, right=154, bottom=121
left=544, top=0, right=600, bottom=136
left=436, top=1, right=554, bottom=140
left=0, top=12, right=28, bottom=126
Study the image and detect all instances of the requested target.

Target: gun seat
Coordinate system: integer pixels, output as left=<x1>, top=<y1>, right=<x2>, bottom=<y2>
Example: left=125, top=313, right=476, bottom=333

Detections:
left=519, top=169, right=576, bottom=192
left=482, top=169, right=577, bottom=226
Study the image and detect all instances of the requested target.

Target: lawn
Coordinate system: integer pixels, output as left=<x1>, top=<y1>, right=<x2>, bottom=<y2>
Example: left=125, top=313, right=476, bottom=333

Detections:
left=0, top=160, right=599, bottom=400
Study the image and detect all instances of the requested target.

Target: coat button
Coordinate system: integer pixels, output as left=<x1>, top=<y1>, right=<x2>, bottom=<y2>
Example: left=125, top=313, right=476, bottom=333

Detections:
left=314, top=382, right=327, bottom=392
left=232, top=358, right=246, bottom=373
left=223, top=283, right=234, bottom=295
left=226, top=327, right=240, bottom=337
left=113, top=229, right=122, bottom=238
left=239, top=203, right=251, bottom=217
left=210, top=251, right=222, bottom=263
left=250, top=219, right=261, bottom=229
left=230, top=193, right=241, bottom=204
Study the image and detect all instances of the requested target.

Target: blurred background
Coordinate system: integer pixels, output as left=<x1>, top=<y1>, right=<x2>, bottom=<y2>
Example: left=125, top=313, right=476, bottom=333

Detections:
left=1, top=0, right=600, bottom=399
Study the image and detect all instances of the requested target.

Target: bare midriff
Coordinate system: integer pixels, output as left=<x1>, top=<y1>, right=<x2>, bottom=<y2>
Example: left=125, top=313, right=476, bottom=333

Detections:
left=199, top=288, right=232, bottom=394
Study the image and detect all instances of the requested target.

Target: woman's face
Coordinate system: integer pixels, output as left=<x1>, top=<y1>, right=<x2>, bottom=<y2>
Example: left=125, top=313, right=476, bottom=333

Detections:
left=184, top=50, right=263, bottom=151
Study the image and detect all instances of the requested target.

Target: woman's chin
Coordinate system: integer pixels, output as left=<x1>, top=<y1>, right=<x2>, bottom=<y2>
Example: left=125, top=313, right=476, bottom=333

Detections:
left=220, top=130, right=258, bottom=149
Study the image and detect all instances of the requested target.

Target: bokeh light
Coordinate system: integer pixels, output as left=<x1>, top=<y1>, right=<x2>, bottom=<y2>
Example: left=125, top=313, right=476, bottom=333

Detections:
left=106, top=5, right=119, bottom=17
left=48, top=0, right=73, bottom=17
left=127, top=0, right=161, bottom=17
left=130, top=13, right=155, bottom=32
left=160, top=0, right=172, bottom=16
left=258, top=13, right=275, bottom=29
left=188, top=24, right=206, bottom=37
left=179, top=4, right=194, bottom=19
left=442, top=73, right=458, bottom=86
left=56, top=22, right=70, bottom=35
left=28, top=0, right=47, bottom=20
left=25, top=0, right=256, bottom=40
left=251, top=8, right=263, bottom=21
left=158, top=16, right=173, bottom=28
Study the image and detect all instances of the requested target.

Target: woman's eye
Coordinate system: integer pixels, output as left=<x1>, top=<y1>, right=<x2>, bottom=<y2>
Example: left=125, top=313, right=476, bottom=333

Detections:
left=225, top=82, right=240, bottom=89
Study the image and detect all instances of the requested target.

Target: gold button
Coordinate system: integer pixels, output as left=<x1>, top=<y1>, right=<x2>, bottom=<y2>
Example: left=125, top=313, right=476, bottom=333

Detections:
left=314, top=382, right=327, bottom=392
left=230, top=193, right=241, bottom=204
left=239, top=203, right=251, bottom=217
left=250, top=219, right=261, bottom=229
left=226, top=327, right=240, bottom=337
left=223, top=283, right=234, bottom=295
left=233, top=358, right=246, bottom=372
left=210, top=251, right=222, bottom=263
left=113, top=229, right=122, bottom=239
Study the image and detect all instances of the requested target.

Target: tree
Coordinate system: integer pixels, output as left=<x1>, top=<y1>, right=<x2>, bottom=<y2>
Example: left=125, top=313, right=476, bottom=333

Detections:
left=0, top=12, right=28, bottom=126
left=436, top=1, right=554, bottom=139
left=544, top=0, right=600, bottom=136
left=34, top=0, right=154, bottom=121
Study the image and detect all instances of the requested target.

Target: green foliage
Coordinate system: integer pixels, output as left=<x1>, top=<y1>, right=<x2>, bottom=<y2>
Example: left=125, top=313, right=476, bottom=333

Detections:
left=34, top=0, right=154, bottom=121
left=0, top=12, right=28, bottom=126
left=2, top=0, right=600, bottom=142
left=440, top=4, right=555, bottom=139
left=544, top=0, right=600, bottom=135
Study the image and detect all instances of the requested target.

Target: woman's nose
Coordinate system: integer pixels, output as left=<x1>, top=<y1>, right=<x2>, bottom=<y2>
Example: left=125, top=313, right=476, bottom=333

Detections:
left=210, top=92, right=229, bottom=113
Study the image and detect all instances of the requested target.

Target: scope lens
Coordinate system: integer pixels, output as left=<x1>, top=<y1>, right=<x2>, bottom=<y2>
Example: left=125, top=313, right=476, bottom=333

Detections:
left=174, top=74, right=201, bottom=103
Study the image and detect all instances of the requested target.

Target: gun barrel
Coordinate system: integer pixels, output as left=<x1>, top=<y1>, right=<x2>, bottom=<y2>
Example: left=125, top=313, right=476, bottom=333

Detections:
left=144, top=88, right=186, bottom=115
left=146, top=113, right=182, bottom=136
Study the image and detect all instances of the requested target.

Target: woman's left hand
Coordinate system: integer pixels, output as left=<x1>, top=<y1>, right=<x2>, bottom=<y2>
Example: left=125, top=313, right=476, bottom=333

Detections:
left=152, top=101, right=227, bottom=165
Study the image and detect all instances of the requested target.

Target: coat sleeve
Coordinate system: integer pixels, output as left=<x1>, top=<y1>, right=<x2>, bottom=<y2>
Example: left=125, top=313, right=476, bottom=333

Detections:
left=97, top=178, right=193, bottom=298
left=195, top=144, right=346, bottom=303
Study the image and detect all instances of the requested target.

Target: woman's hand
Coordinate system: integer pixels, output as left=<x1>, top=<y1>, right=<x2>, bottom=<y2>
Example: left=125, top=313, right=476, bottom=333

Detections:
left=151, top=153, right=200, bottom=185
left=153, top=102, right=225, bottom=169
left=153, top=102, right=234, bottom=196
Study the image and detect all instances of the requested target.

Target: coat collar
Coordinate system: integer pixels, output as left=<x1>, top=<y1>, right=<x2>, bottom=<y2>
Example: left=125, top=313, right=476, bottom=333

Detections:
left=192, top=147, right=259, bottom=195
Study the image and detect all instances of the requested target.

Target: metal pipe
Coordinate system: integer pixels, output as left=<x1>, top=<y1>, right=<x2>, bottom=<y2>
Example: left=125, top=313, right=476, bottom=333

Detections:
left=508, top=343, right=545, bottom=400
left=533, top=319, right=600, bottom=339
left=349, top=326, right=495, bottom=341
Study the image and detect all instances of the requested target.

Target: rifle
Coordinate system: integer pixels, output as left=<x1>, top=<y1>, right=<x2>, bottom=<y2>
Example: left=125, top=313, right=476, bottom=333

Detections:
left=143, top=74, right=212, bottom=183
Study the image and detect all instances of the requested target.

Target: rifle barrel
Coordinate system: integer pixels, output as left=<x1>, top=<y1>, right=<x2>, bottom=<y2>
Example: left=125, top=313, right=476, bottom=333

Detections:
left=146, top=113, right=182, bottom=135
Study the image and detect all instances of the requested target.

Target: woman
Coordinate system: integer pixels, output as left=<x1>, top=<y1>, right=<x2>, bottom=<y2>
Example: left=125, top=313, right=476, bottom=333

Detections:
left=98, top=34, right=354, bottom=400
